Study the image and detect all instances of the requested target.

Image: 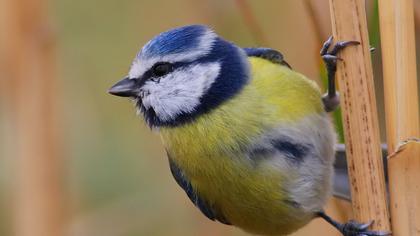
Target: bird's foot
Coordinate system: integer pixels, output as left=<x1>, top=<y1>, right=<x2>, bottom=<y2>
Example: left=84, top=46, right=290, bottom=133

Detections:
left=320, top=36, right=359, bottom=112
left=320, top=36, right=360, bottom=65
left=317, top=211, right=391, bottom=236
left=338, top=220, right=391, bottom=236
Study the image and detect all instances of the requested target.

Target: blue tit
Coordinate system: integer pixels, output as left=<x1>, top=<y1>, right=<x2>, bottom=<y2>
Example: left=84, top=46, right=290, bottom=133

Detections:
left=109, top=25, right=385, bottom=236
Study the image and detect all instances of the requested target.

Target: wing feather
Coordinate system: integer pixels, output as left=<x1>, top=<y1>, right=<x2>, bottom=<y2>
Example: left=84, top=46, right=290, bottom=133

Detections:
left=243, top=47, right=292, bottom=68
left=167, top=156, right=231, bottom=225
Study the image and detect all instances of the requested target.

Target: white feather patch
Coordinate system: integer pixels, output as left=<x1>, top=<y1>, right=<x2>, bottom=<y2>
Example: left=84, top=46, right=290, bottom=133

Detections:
left=139, top=62, right=221, bottom=121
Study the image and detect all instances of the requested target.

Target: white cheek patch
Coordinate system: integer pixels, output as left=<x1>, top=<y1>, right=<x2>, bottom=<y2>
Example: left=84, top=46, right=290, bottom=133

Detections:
left=140, top=62, right=221, bottom=121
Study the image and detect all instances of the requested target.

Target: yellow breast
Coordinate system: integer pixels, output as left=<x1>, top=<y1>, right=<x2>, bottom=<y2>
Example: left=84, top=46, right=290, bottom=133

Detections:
left=160, top=57, right=323, bottom=235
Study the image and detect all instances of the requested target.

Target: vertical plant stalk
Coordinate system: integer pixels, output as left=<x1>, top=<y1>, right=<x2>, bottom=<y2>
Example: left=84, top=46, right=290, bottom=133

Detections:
left=378, top=0, right=420, bottom=235
left=303, top=0, right=329, bottom=51
left=234, top=0, right=268, bottom=46
left=328, top=0, right=391, bottom=231
left=303, top=0, right=328, bottom=87
left=414, top=0, right=420, bottom=27
left=0, top=0, right=66, bottom=236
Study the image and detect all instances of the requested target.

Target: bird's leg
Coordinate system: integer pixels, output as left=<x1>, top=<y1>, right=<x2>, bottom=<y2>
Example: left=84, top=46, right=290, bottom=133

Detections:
left=320, top=36, right=360, bottom=112
left=316, top=211, right=391, bottom=236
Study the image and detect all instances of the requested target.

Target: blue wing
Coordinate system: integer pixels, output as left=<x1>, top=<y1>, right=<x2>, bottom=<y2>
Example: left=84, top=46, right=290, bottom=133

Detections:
left=167, top=156, right=231, bottom=225
left=243, top=47, right=292, bottom=68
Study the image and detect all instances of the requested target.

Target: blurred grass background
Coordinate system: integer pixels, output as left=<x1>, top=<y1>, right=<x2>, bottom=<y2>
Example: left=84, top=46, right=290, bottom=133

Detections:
left=0, top=0, right=419, bottom=235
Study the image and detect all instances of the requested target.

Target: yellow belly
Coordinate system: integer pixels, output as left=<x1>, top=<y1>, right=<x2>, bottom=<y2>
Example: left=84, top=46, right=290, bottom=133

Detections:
left=160, top=57, right=324, bottom=235
left=189, top=156, right=313, bottom=235
left=162, top=125, right=313, bottom=235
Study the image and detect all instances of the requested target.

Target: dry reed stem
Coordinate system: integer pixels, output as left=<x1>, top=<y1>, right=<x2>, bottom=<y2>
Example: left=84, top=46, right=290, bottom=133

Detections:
left=387, top=141, right=420, bottom=236
left=378, top=0, right=420, bottom=235
left=414, top=0, right=420, bottom=28
left=328, top=0, right=391, bottom=231
left=0, top=0, right=66, bottom=235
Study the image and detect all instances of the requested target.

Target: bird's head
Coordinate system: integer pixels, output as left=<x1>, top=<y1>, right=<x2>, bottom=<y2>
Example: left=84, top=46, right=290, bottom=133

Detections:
left=109, top=25, right=249, bottom=127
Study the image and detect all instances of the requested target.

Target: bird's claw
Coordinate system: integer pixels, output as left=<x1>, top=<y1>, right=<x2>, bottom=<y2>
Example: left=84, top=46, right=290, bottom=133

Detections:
left=322, top=54, right=343, bottom=64
left=329, top=40, right=360, bottom=55
left=321, top=36, right=360, bottom=56
left=339, top=220, right=391, bottom=236
left=320, top=36, right=360, bottom=67
left=320, top=36, right=334, bottom=55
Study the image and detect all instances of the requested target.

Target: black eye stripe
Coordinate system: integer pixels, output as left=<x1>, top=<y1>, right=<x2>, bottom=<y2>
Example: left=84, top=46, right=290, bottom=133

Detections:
left=136, top=61, right=188, bottom=82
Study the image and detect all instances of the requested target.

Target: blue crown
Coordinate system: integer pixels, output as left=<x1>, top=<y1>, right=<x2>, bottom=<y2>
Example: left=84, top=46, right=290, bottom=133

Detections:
left=140, top=25, right=212, bottom=58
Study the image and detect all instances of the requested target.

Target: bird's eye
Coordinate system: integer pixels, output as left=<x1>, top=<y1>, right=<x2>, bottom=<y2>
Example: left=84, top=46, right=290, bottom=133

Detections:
left=152, top=62, right=173, bottom=77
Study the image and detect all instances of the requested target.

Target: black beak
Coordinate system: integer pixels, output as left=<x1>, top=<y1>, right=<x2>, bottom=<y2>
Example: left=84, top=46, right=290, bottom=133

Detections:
left=108, top=77, right=138, bottom=97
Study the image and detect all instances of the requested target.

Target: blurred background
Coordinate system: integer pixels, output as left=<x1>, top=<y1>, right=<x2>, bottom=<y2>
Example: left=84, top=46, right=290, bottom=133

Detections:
left=0, top=0, right=419, bottom=235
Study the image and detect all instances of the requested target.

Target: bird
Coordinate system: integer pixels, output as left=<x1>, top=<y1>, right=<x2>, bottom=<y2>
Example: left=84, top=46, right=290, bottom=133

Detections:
left=109, top=25, right=388, bottom=236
